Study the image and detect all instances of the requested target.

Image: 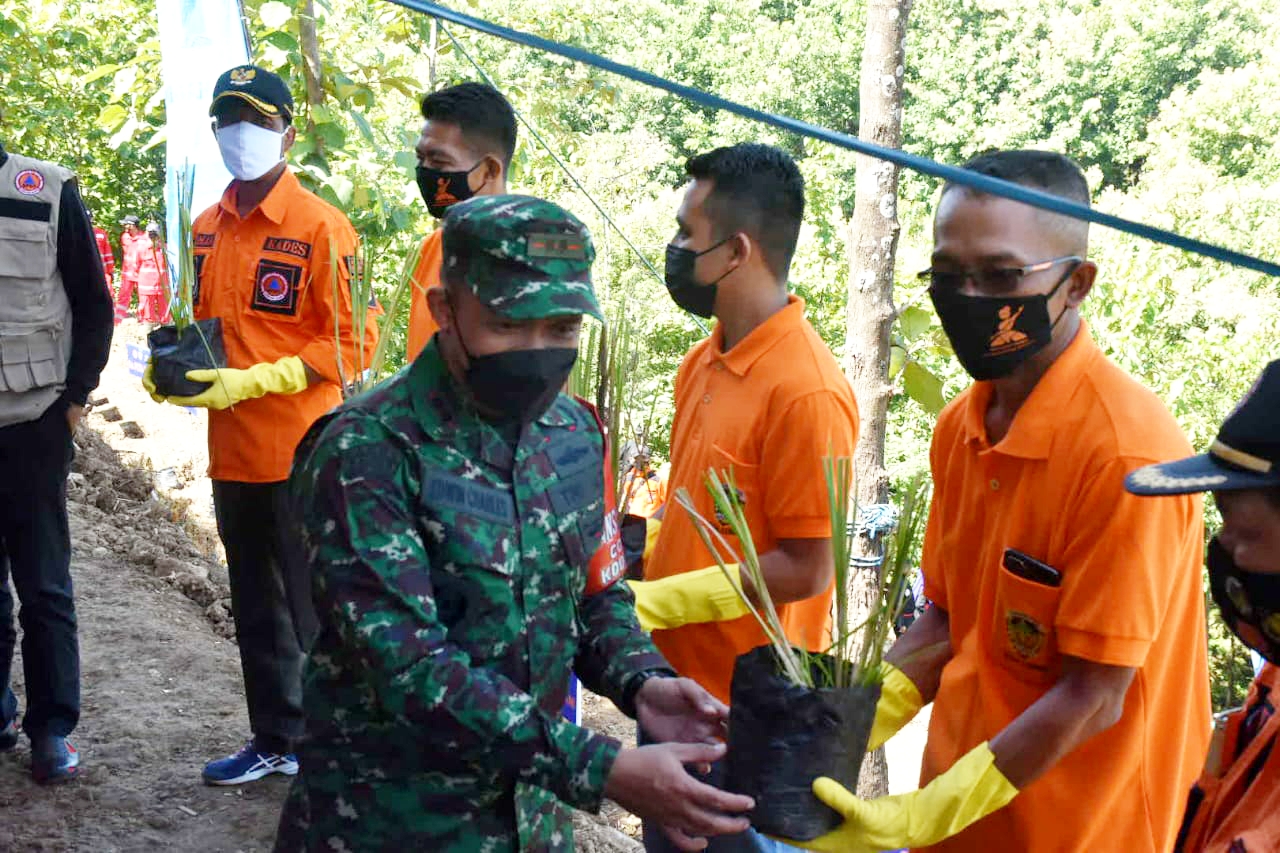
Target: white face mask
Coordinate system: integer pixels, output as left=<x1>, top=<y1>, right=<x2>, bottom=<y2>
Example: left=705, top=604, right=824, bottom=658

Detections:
left=215, top=122, right=285, bottom=181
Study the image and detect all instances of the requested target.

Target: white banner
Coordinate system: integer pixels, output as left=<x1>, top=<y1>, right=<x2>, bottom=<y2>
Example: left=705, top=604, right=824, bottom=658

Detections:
left=155, top=0, right=250, bottom=248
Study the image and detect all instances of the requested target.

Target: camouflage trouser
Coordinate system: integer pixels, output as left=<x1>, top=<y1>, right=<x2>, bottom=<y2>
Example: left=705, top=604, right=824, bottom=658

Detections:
left=272, top=771, right=576, bottom=853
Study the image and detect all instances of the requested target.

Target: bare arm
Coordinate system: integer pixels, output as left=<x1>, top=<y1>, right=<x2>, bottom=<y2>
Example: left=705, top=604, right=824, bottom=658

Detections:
left=885, top=604, right=952, bottom=703
left=989, top=655, right=1135, bottom=788
left=302, top=361, right=324, bottom=387
left=755, top=537, right=834, bottom=604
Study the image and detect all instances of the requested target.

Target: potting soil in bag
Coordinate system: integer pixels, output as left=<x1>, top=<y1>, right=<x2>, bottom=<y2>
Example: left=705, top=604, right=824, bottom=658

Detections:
left=725, top=644, right=881, bottom=841
left=147, top=318, right=226, bottom=398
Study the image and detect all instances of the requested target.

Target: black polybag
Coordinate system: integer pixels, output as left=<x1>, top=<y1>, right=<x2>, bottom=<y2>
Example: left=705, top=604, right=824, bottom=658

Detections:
left=725, top=644, right=881, bottom=841
left=620, top=513, right=648, bottom=580
left=147, top=318, right=226, bottom=398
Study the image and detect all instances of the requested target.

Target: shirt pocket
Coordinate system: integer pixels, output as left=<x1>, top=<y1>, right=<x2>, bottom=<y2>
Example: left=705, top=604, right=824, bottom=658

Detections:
left=433, top=527, right=521, bottom=665
left=0, top=217, right=55, bottom=299
left=989, top=559, right=1062, bottom=686
left=708, top=443, right=765, bottom=546
left=245, top=257, right=310, bottom=325
left=548, top=463, right=606, bottom=580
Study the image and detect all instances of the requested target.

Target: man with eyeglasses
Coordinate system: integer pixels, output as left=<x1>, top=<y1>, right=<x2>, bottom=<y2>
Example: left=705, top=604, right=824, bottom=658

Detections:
left=144, top=65, right=376, bottom=787
left=788, top=150, right=1210, bottom=852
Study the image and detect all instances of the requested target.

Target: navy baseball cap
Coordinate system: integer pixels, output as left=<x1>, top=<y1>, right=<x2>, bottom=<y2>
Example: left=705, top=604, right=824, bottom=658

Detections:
left=1127, top=359, right=1280, bottom=496
left=209, top=65, right=294, bottom=123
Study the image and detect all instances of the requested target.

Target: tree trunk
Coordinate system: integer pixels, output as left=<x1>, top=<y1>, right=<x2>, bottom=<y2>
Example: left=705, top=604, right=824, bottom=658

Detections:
left=845, top=0, right=913, bottom=800
left=427, top=17, right=440, bottom=91
left=298, top=0, right=325, bottom=151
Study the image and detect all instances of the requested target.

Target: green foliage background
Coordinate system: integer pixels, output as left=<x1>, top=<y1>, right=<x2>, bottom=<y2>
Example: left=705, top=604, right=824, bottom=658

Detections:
left=2, top=0, right=1277, bottom=708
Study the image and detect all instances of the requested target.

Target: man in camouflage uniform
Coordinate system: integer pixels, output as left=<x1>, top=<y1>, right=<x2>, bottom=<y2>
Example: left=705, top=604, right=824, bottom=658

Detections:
left=274, top=195, right=754, bottom=852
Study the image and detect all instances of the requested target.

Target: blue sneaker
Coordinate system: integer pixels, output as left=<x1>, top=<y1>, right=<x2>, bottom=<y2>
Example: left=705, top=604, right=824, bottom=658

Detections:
left=0, top=717, right=18, bottom=752
left=202, top=740, right=298, bottom=786
left=30, top=736, right=80, bottom=785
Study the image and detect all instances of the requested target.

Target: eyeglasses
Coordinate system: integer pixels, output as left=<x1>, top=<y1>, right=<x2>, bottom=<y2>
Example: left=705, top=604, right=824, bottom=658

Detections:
left=917, top=256, right=1082, bottom=293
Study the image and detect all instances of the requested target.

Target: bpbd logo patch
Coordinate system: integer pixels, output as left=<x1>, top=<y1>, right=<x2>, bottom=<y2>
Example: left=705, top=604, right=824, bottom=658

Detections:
left=14, top=169, right=44, bottom=196
left=252, top=259, right=302, bottom=316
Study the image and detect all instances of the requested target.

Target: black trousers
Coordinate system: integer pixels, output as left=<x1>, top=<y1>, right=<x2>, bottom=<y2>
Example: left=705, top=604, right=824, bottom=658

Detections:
left=212, top=479, right=315, bottom=755
left=0, top=400, right=79, bottom=738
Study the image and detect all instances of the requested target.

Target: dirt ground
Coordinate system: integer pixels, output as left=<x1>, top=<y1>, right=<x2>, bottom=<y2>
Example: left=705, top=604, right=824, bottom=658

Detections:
left=0, top=323, right=640, bottom=852
left=0, top=323, right=923, bottom=851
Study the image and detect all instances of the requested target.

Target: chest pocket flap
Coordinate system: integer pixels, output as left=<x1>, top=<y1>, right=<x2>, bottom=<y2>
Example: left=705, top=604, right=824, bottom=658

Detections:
left=0, top=217, right=54, bottom=280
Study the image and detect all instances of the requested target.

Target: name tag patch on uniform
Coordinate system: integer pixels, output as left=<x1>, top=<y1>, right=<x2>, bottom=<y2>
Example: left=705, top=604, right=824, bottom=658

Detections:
left=14, top=170, right=44, bottom=196
left=263, top=236, right=312, bottom=260
left=252, top=260, right=302, bottom=316
left=0, top=198, right=53, bottom=222
left=193, top=232, right=216, bottom=249
left=548, top=439, right=595, bottom=479
left=192, top=255, right=206, bottom=305
left=423, top=472, right=516, bottom=524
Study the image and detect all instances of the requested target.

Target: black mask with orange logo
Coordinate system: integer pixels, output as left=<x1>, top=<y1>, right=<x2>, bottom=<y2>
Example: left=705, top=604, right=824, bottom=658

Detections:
left=417, top=162, right=483, bottom=219
left=1208, top=536, right=1280, bottom=665
left=929, top=274, right=1071, bottom=381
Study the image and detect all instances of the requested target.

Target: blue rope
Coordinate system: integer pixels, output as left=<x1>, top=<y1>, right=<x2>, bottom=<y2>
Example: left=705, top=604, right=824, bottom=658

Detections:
left=385, top=0, right=1280, bottom=279
left=848, top=503, right=899, bottom=568
left=437, top=24, right=709, bottom=336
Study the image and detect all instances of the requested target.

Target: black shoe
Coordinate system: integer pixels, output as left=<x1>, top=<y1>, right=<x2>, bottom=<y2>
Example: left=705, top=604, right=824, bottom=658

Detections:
left=0, top=717, right=17, bottom=752
left=30, top=736, right=80, bottom=785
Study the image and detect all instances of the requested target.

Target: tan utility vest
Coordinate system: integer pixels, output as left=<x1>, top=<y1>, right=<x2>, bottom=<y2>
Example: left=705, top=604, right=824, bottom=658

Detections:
left=0, top=152, right=74, bottom=428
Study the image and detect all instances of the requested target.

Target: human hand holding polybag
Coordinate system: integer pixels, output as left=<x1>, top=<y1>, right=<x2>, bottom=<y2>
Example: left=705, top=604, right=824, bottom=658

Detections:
left=166, top=355, right=308, bottom=410
left=784, top=742, right=1019, bottom=852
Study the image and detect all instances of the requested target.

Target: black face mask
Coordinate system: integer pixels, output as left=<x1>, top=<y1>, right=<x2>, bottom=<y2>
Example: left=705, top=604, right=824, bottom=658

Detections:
left=664, top=236, right=736, bottom=318
left=1208, top=536, right=1280, bottom=665
left=929, top=271, right=1072, bottom=381
left=416, top=162, right=483, bottom=219
left=447, top=304, right=578, bottom=424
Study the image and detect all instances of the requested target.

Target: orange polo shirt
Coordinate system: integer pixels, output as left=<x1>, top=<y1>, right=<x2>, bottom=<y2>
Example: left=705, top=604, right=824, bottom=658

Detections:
left=405, top=228, right=443, bottom=359
left=192, top=169, right=375, bottom=483
left=919, top=322, right=1210, bottom=853
left=647, top=296, right=860, bottom=704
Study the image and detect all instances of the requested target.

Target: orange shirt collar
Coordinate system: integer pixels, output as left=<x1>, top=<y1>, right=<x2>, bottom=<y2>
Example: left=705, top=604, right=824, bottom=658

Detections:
left=706, top=295, right=806, bottom=377
left=960, top=320, right=1101, bottom=458
left=216, top=168, right=298, bottom=225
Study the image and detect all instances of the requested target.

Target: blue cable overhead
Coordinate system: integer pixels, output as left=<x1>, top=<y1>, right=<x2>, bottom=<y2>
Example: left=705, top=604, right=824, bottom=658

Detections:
left=386, top=0, right=1280, bottom=279
left=437, top=23, right=710, bottom=335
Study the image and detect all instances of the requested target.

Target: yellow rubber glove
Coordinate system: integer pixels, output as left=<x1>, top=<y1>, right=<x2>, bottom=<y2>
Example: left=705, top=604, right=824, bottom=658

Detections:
left=167, top=356, right=309, bottom=410
left=627, top=565, right=749, bottom=632
left=141, top=362, right=165, bottom=403
left=867, top=662, right=924, bottom=751
left=792, top=742, right=1018, bottom=852
left=644, top=518, right=662, bottom=559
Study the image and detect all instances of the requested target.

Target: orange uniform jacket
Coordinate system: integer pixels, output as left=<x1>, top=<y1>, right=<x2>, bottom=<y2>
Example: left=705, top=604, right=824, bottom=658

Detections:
left=621, top=468, right=667, bottom=518
left=920, top=323, right=1210, bottom=853
left=192, top=169, right=376, bottom=483
left=405, top=228, right=443, bottom=360
left=120, top=230, right=139, bottom=284
left=93, top=226, right=115, bottom=282
left=1176, top=664, right=1280, bottom=852
left=135, top=236, right=167, bottom=295
left=646, top=296, right=860, bottom=704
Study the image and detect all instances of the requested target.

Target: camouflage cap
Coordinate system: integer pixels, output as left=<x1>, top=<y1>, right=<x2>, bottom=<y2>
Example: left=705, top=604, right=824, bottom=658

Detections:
left=441, top=194, right=602, bottom=321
